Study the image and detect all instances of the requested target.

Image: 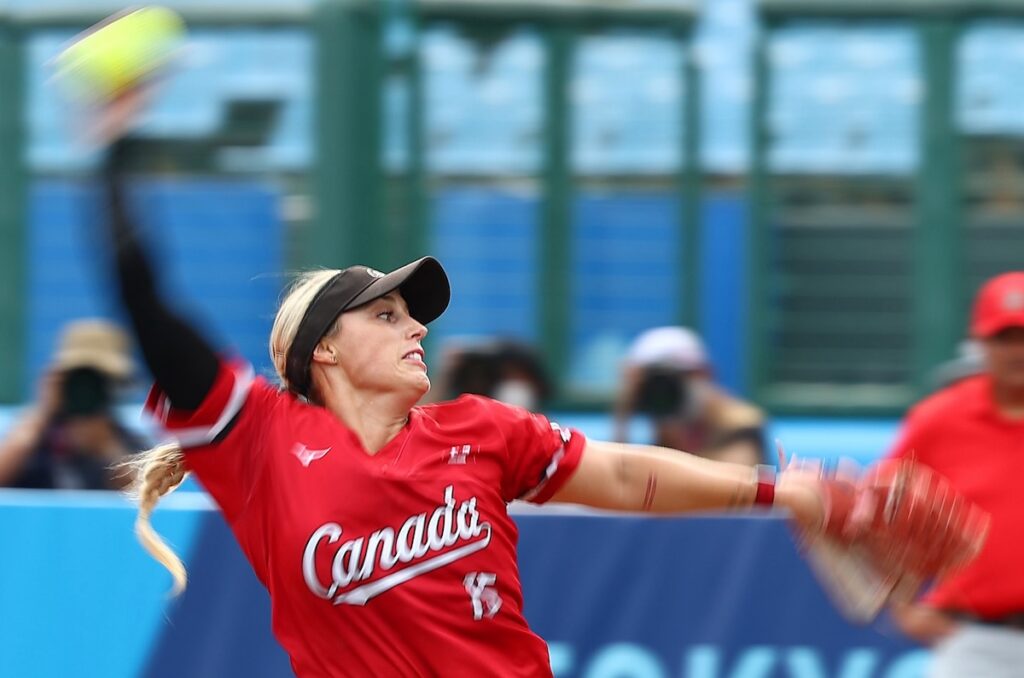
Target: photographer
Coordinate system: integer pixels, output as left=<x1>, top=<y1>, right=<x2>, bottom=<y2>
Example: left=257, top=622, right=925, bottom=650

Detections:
left=435, top=338, right=551, bottom=411
left=0, top=319, right=145, bottom=490
left=613, top=327, right=765, bottom=466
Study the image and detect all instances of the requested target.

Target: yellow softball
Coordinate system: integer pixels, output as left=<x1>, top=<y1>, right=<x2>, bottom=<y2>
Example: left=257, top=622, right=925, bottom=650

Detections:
left=54, top=6, right=186, bottom=104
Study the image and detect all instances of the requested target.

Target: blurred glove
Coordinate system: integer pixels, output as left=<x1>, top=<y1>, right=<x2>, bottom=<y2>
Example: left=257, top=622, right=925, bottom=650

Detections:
left=798, top=458, right=989, bottom=623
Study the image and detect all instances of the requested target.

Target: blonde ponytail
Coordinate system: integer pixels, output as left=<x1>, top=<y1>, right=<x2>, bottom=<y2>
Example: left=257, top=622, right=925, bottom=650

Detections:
left=121, top=442, right=190, bottom=595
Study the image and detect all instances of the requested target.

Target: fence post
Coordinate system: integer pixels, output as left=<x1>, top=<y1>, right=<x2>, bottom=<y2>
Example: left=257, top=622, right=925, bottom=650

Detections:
left=745, top=24, right=772, bottom=401
left=914, top=17, right=963, bottom=393
left=539, top=22, right=573, bottom=396
left=0, top=18, right=25, bottom=403
left=681, top=27, right=701, bottom=330
left=312, top=0, right=386, bottom=271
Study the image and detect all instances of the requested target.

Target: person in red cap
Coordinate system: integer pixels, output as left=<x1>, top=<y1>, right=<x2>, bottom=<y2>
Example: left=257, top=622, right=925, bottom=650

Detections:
left=889, top=272, right=1024, bottom=677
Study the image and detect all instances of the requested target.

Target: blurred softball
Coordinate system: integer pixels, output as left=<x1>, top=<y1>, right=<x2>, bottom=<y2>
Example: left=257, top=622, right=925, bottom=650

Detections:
left=53, top=6, right=185, bottom=105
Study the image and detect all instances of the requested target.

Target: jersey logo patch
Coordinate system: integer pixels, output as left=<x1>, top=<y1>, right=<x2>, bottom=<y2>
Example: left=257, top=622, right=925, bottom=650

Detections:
left=448, top=444, right=473, bottom=464
left=292, top=443, right=332, bottom=467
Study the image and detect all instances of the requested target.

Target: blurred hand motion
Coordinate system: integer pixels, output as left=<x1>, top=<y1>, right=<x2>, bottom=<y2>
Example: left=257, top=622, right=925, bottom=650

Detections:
left=790, top=457, right=989, bottom=624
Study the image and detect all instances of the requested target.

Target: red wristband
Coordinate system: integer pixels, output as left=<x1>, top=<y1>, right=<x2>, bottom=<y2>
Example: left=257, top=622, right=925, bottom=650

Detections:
left=753, top=464, right=776, bottom=507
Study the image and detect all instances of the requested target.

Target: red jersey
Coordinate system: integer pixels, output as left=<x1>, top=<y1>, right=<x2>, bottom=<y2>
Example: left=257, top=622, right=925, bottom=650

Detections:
left=145, top=359, right=586, bottom=677
left=888, top=374, right=1024, bottom=618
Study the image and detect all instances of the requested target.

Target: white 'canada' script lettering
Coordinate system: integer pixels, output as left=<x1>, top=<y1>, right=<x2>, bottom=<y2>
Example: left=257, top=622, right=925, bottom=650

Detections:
left=302, top=485, right=491, bottom=605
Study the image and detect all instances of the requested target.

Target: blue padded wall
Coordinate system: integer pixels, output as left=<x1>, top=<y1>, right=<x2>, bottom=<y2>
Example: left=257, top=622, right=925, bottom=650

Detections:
left=26, top=180, right=284, bottom=394
left=569, top=192, right=682, bottom=393
left=430, top=187, right=541, bottom=342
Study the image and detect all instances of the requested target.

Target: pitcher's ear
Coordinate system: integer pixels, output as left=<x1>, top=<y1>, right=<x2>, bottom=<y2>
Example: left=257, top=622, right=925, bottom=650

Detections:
left=311, top=342, right=337, bottom=366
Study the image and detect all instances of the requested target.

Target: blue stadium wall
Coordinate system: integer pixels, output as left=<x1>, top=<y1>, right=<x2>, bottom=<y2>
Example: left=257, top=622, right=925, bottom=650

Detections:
left=24, top=181, right=750, bottom=400
left=0, top=491, right=928, bottom=678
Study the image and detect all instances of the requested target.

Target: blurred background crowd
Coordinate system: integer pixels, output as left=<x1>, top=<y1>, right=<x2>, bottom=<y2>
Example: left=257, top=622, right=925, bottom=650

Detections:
left=5, top=0, right=1019, bottom=469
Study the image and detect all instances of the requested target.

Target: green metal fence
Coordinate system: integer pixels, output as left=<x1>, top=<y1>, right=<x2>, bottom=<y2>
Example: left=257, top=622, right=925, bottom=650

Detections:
left=0, top=2, right=314, bottom=404
left=0, top=0, right=699, bottom=406
left=750, top=0, right=1024, bottom=415
left=17, top=1, right=1024, bottom=414
left=0, top=17, right=25, bottom=403
left=316, top=0, right=701, bottom=405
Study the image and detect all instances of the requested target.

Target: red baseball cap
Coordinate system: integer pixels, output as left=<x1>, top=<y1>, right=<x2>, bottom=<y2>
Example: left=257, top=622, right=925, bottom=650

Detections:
left=971, top=272, right=1024, bottom=338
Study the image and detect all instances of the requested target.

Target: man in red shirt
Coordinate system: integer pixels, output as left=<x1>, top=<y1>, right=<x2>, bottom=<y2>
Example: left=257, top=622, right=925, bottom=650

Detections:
left=890, top=272, right=1024, bottom=677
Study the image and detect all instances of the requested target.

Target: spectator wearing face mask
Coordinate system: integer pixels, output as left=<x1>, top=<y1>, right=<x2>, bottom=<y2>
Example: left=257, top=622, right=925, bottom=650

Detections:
left=435, top=339, right=551, bottom=412
left=613, top=327, right=765, bottom=466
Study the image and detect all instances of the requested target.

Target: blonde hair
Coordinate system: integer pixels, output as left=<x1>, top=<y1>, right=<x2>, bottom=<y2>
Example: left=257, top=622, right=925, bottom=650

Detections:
left=269, top=269, right=342, bottom=392
left=127, top=270, right=342, bottom=593
left=120, top=442, right=190, bottom=594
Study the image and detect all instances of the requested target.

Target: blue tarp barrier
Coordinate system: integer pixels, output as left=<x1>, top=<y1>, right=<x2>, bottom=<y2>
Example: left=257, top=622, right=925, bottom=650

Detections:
left=0, top=492, right=925, bottom=678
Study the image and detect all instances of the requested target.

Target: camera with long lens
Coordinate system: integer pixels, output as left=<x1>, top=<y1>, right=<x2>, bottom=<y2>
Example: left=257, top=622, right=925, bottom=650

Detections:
left=634, top=365, right=691, bottom=419
left=59, top=367, right=115, bottom=419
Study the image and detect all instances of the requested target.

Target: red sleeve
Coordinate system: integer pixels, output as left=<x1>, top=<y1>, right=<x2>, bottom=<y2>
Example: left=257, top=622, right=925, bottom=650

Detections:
left=478, top=398, right=586, bottom=504
left=144, top=358, right=256, bottom=447
left=144, top=358, right=277, bottom=522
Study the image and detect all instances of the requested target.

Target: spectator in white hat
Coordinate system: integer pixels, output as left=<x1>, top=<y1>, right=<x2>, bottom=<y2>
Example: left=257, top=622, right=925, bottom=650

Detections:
left=0, top=319, right=146, bottom=489
left=613, top=327, right=765, bottom=466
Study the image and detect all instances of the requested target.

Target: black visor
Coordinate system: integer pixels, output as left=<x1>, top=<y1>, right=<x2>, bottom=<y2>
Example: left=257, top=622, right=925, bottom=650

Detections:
left=285, top=256, right=450, bottom=397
